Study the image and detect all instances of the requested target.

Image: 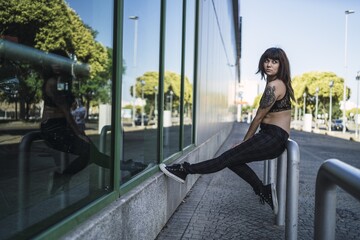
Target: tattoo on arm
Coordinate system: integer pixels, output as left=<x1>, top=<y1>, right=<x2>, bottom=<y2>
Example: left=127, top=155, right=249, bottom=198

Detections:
left=260, top=85, right=276, bottom=109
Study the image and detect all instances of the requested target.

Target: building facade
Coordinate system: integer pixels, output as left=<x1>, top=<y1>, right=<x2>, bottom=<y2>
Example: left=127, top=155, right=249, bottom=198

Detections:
left=0, top=0, right=241, bottom=239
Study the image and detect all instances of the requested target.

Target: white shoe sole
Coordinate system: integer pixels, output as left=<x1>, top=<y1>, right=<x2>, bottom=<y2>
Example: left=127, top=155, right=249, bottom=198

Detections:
left=271, top=183, right=279, bottom=215
left=159, top=163, right=185, bottom=184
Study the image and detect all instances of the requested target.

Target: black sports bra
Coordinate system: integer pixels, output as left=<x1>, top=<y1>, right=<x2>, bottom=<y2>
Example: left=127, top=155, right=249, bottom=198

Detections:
left=269, top=90, right=291, bottom=112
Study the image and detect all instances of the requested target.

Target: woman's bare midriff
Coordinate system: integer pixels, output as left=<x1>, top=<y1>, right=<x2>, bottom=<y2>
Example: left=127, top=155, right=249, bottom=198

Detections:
left=261, top=110, right=291, bottom=134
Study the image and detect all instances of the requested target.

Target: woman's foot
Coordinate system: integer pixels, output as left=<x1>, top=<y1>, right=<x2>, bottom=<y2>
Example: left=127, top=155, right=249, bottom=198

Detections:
left=159, top=163, right=188, bottom=184
left=258, top=183, right=278, bottom=214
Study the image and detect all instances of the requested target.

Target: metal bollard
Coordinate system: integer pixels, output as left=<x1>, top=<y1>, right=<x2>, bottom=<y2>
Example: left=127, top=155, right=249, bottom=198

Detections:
left=265, top=139, right=300, bottom=240
left=285, top=139, right=300, bottom=240
left=276, top=150, right=287, bottom=226
left=264, top=158, right=277, bottom=186
left=314, top=159, right=360, bottom=240
left=263, top=160, right=269, bottom=185
left=18, top=131, right=42, bottom=230
left=98, top=125, right=111, bottom=189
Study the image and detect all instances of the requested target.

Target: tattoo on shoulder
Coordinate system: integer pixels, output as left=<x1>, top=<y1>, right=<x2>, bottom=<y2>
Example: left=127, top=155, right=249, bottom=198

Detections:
left=260, top=86, right=276, bottom=109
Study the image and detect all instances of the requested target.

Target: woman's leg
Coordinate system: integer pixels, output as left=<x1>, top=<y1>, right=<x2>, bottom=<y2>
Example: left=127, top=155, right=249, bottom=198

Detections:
left=63, top=135, right=110, bottom=174
left=228, top=163, right=263, bottom=195
left=184, top=130, right=285, bottom=174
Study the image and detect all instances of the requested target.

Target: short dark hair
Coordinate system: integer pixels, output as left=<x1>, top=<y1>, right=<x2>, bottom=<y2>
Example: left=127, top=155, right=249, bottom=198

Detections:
left=257, top=47, right=294, bottom=100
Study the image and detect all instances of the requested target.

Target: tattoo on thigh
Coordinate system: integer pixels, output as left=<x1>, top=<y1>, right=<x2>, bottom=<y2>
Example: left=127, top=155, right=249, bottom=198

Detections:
left=260, top=86, right=276, bottom=109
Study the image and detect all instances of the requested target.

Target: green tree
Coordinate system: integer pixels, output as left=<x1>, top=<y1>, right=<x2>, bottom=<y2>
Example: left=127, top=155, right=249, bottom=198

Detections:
left=292, top=71, right=350, bottom=119
left=0, top=0, right=111, bottom=119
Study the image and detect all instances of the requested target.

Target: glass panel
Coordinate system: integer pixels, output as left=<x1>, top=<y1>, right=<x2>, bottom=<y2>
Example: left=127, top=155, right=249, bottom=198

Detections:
left=183, top=0, right=195, bottom=147
left=0, top=0, right=114, bottom=238
left=121, top=0, right=160, bottom=183
left=163, top=0, right=183, bottom=158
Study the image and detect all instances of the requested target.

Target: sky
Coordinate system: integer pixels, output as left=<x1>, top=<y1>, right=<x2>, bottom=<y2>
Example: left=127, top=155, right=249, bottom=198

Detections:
left=240, top=0, right=360, bottom=106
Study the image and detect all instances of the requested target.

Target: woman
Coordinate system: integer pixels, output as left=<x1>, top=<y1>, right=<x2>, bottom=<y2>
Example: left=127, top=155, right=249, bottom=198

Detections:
left=41, top=49, right=148, bottom=194
left=160, top=47, right=295, bottom=214
left=41, top=49, right=110, bottom=194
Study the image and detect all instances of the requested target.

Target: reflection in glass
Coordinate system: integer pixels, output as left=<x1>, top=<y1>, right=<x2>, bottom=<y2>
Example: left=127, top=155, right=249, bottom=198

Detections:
left=121, top=0, right=160, bottom=183
left=0, top=0, right=113, bottom=238
left=163, top=0, right=183, bottom=158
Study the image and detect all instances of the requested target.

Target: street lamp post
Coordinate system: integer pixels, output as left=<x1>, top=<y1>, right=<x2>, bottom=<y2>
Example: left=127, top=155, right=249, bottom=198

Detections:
left=343, top=10, right=355, bottom=133
left=129, top=15, right=139, bottom=127
left=303, top=92, right=307, bottom=118
left=154, top=86, right=158, bottom=126
left=329, top=81, right=334, bottom=132
left=141, top=80, right=145, bottom=127
left=356, top=71, right=360, bottom=138
left=315, top=87, right=319, bottom=129
left=169, top=91, right=173, bottom=116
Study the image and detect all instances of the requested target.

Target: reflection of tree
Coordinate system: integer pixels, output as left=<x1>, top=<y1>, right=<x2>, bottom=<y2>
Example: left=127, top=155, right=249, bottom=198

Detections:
left=0, top=0, right=112, bottom=120
left=132, top=71, right=193, bottom=117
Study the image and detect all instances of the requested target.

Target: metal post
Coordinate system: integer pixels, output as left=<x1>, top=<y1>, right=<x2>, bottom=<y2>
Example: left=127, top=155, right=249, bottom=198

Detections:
left=263, top=160, right=269, bottom=185
left=315, top=87, right=319, bottom=130
left=276, top=150, right=287, bottom=226
left=99, top=125, right=112, bottom=189
left=129, top=16, right=139, bottom=127
left=303, top=92, right=307, bottom=116
left=18, top=131, right=42, bottom=230
left=343, top=10, right=355, bottom=133
left=60, top=152, right=70, bottom=207
left=329, top=81, right=334, bottom=132
left=268, top=158, right=276, bottom=184
left=314, top=159, right=360, bottom=240
left=355, top=72, right=360, bottom=138
left=285, top=139, right=300, bottom=240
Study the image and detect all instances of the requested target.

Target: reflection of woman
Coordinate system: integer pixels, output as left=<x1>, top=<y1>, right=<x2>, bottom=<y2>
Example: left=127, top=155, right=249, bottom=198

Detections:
left=40, top=49, right=110, bottom=194
left=161, top=48, right=295, bottom=214
left=41, top=49, right=147, bottom=194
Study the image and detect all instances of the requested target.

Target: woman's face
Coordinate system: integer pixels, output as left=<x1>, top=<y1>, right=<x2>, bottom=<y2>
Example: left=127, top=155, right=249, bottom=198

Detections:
left=263, top=58, right=279, bottom=78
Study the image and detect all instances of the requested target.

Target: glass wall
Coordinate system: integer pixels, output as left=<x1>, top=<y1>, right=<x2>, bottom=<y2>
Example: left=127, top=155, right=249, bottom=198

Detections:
left=0, top=0, right=114, bottom=238
left=121, top=0, right=161, bottom=183
left=0, top=0, right=240, bottom=238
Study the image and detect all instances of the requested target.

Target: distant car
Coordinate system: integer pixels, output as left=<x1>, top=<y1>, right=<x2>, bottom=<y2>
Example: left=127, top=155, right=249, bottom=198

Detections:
left=331, top=119, right=347, bottom=131
left=134, top=115, right=149, bottom=126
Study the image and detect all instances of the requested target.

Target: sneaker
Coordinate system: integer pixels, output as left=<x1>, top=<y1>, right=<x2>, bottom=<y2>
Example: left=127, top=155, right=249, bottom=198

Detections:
left=159, top=163, right=188, bottom=184
left=259, top=183, right=278, bottom=215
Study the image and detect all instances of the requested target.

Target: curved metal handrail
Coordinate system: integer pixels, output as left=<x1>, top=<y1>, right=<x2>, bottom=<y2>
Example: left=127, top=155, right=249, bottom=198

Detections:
left=314, top=159, right=360, bottom=240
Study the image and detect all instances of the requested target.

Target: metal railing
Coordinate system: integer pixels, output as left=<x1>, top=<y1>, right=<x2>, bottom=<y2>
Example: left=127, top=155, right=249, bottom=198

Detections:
left=0, top=39, right=89, bottom=77
left=314, top=159, right=360, bottom=240
left=18, top=131, right=42, bottom=230
left=98, top=125, right=112, bottom=189
left=264, top=139, right=300, bottom=240
left=17, top=131, right=71, bottom=230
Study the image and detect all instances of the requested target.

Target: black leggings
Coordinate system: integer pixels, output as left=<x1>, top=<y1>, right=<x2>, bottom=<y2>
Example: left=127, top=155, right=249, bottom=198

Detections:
left=41, top=118, right=110, bottom=175
left=185, top=123, right=289, bottom=193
